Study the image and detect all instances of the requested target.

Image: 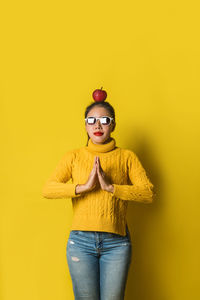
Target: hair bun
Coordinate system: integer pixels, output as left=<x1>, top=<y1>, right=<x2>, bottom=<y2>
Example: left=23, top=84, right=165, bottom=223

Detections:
left=92, top=87, right=107, bottom=102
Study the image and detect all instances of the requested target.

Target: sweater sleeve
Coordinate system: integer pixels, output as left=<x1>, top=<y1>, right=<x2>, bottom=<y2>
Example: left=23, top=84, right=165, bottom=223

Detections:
left=42, top=150, right=82, bottom=199
left=112, top=151, right=154, bottom=203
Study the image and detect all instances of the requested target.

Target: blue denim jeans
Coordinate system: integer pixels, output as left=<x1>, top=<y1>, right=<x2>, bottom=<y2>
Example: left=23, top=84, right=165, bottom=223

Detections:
left=66, top=225, right=132, bottom=300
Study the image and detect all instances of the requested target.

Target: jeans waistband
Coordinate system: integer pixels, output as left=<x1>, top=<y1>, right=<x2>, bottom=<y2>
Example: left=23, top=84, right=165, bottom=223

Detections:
left=70, top=224, right=130, bottom=239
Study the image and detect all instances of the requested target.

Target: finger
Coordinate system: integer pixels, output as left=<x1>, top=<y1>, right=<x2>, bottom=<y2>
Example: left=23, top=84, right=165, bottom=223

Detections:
left=96, top=157, right=99, bottom=167
left=94, top=157, right=96, bottom=166
left=98, top=157, right=102, bottom=168
left=96, top=165, right=100, bottom=174
left=98, top=158, right=102, bottom=168
left=98, top=162, right=103, bottom=174
left=98, top=162, right=103, bottom=172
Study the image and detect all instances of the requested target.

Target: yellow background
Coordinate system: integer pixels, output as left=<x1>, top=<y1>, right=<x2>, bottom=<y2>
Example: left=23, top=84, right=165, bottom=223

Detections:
left=1, top=0, right=200, bottom=299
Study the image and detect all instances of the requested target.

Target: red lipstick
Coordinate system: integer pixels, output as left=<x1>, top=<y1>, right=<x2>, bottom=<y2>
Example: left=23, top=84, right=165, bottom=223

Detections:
left=94, top=132, right=103, bottom=136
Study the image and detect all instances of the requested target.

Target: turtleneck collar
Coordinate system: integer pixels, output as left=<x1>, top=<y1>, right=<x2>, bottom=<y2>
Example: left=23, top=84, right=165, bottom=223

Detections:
left=86, top=137, right=116, bottom=153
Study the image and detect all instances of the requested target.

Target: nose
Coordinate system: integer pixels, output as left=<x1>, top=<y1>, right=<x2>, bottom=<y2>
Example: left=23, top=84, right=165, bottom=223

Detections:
left=95, top=119, right=102, bottom=128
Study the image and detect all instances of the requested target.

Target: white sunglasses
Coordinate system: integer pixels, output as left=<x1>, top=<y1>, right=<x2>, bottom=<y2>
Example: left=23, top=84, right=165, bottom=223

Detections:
left=85, top=116, right=114, bottom=125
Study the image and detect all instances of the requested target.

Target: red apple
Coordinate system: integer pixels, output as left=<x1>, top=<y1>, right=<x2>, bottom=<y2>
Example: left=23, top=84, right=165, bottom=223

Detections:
left=92, top=87, right=107, bottom=102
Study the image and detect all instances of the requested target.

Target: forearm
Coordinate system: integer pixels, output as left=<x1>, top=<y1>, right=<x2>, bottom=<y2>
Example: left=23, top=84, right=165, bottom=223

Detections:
left=42, top=181, right=82, bottom=199
left=107, top=183, right=154, bottom=203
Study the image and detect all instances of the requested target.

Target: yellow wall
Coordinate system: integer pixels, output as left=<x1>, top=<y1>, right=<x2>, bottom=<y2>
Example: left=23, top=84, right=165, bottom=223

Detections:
left=1, top=1, right=200, bottom=299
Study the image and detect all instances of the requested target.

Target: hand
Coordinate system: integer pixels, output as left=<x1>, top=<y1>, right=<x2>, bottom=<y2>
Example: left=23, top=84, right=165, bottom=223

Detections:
left=84, top=156, right=99, bottom=192
left=96, top=156, right=113, bottom=192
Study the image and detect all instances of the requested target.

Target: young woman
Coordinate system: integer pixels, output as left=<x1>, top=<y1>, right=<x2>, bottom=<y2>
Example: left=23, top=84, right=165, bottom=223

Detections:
left=42, top=100, right=154, bottom=300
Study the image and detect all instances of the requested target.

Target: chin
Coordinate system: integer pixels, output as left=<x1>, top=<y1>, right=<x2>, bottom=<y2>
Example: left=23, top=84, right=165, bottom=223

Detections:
left=96, top=136, right=110, bottom=143
left=91, top=136, right=104, bottom=143
left=94, top=136, right=105, bottom=142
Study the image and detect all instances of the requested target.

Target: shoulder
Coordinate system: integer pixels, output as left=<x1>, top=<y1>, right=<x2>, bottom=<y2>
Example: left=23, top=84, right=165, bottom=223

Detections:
left=117, top=147, right=143, bottom=168
left=61, top=146, right=88, bottom=160
left=58, top=147, right=81, bottom=162
left=117, top=147, right=137, bottom=158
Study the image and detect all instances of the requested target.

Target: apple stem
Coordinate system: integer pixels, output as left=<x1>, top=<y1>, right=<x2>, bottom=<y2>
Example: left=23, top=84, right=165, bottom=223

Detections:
left=101, top=86, right=103, bottom=89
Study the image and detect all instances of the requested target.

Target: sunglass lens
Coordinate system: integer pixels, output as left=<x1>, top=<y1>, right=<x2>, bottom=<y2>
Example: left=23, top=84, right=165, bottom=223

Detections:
left=87, top=117, right=95, bottom=124
left=101, top=117, right=110, bottom=125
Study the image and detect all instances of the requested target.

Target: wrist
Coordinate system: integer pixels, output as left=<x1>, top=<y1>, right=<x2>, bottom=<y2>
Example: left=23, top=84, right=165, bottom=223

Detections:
left=106, top=184, right=114, bottom=193
left=75, top=184, right=86, bottom=194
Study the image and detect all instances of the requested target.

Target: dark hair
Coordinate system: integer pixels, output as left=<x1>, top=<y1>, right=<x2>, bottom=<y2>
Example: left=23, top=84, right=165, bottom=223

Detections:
left=84, top=101, right=116, bottom=146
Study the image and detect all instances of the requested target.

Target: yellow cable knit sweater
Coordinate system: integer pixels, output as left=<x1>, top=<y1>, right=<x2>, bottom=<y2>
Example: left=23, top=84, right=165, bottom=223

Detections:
left=42, top=137, right=154, bottom=236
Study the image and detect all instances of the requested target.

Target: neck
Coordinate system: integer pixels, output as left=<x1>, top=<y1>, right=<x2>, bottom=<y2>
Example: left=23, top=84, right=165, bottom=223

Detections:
left=91, top=136, right=112, bottom=145
left=86, top=137, right=116, bottom=153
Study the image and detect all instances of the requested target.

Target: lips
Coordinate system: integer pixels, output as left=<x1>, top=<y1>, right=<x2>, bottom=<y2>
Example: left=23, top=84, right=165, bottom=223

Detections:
left=94, top=132, right=103, bottom=136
